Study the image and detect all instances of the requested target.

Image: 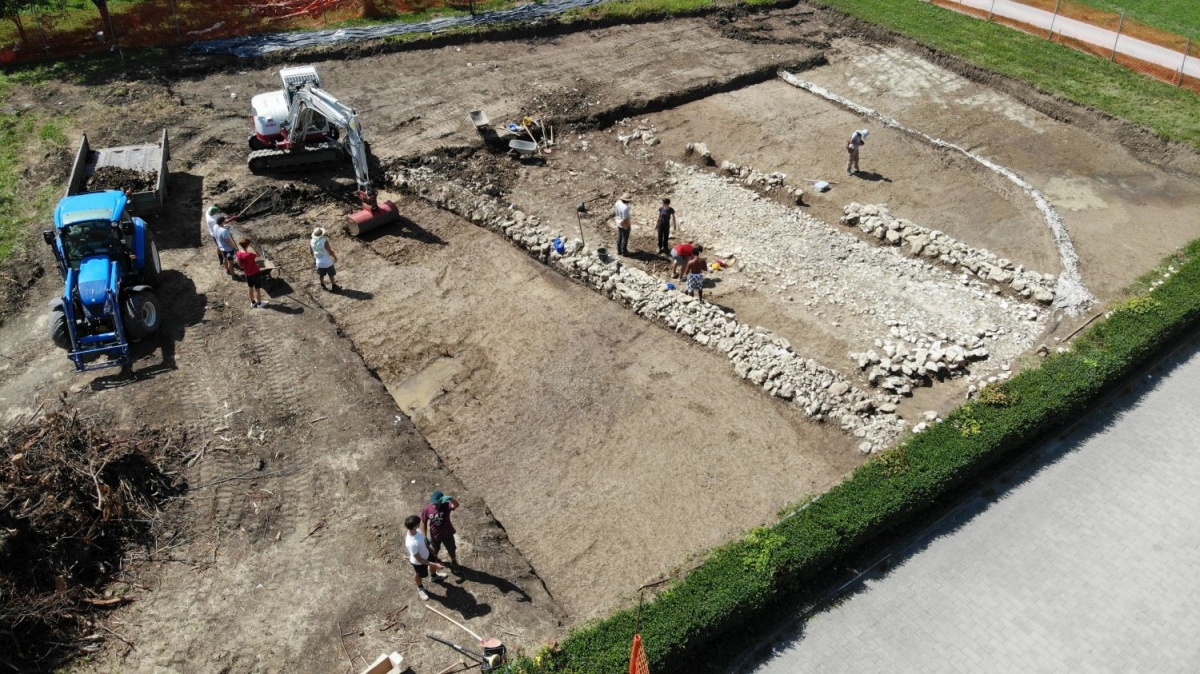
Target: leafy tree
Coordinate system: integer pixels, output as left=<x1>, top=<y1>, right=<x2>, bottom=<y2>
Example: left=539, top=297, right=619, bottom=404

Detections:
left=0, top=0, right=36, bottom=45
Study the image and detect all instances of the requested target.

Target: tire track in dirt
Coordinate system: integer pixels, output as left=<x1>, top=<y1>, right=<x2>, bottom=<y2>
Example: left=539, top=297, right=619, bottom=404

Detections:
left=274, top=197, right=861, bottom=619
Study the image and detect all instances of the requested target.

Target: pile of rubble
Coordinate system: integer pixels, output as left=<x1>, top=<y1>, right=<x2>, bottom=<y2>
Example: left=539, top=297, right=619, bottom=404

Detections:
left=393, top=165, right=906, bottom=452
left=718, top=159, right=805, bottom=205
left=842, top=203, right=1057, bottom=304
left=850, top=322, right=991, bottom=395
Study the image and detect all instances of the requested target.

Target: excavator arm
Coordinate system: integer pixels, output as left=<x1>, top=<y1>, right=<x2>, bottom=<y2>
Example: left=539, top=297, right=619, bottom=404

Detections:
left=284, top=85, right=375, bottom=200
left=246, top=66, right=399, bottom=234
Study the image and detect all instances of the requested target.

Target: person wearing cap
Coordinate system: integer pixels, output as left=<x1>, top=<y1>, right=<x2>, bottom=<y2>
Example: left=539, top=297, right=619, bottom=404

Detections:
left=405, top=514, right=448, bottom=601
left=310, top=227, right=340, bottom=292
left=847, top=128, right=869, bottom=175
left=421, top=491, right=460, bottom=573
left=614, top=192, right=632, bottom=256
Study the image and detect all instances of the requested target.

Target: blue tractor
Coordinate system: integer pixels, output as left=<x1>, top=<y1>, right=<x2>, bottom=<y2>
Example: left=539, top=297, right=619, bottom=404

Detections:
left=45, top=189, right=164, bottom=372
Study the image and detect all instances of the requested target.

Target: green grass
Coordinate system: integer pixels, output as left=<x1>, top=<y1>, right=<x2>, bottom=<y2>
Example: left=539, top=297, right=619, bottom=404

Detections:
left=0, top=75, right=69, bottom=264
left=814, top=0, right=1200, bottom=147
left=1082, top=0, right=1200, bottom=37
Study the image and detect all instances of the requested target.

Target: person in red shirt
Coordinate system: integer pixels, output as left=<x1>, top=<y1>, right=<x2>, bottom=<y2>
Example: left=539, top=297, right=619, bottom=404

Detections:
left=421, top=490, right=460, bottom=573
left=671, top=242, right=700, bottom=280
left=235, top=238, right=268, bottom=308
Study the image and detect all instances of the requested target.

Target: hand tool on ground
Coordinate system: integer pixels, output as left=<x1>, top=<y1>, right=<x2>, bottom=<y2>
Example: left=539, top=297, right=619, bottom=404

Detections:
left=427, top=635, right=507, bottom=672
left=232, top=188, right=272, bottom=221
left=425, top=604, right=485, bottom=642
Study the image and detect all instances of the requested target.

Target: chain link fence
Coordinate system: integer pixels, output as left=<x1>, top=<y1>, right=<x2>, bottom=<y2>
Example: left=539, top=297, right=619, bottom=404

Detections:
left=929, top=0, right=1199, bottom=93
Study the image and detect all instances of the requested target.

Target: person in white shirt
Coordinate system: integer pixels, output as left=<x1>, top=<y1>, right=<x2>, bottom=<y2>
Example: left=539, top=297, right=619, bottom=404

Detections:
left=205, top=205, right=228, bottom=267
left=614, top=192, right=632, bottom=256
left=405, top=514, right=447, bottom=601
left=311, top=227, right=340, bottom=292
left=847, top=128, right=868, bottom=175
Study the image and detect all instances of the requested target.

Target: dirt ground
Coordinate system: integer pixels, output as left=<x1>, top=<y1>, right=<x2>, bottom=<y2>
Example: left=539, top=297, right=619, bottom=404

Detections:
left=2, top=3, right=1200, bottom=671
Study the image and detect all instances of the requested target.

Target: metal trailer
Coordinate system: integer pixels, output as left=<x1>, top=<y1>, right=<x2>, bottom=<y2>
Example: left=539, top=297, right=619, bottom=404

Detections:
left=65, top=128, right=170, bottom=214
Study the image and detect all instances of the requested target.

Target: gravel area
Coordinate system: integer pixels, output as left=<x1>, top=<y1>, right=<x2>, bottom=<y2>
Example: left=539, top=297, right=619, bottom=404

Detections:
left=665, top=163, right=1050, bottom=377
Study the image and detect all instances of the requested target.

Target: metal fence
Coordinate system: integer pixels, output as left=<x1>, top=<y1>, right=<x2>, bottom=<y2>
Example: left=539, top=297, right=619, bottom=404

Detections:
left=0, top=0, right=468, bottom=63
left=929, top=0, right=1199, bottom=93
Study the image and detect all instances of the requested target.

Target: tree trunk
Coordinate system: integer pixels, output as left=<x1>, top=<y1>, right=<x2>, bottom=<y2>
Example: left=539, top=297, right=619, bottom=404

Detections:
left=10, top=13, right=28, bottom=47
left=91, top=0, right=117, bottom=47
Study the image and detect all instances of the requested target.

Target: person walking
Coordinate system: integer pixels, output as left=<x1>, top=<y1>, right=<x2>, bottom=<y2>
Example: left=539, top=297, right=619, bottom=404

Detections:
left=311, top=227, right=340, bottom=291
left=405, top=514, right=448, bottom=601
left=670, top=242, right=699, bottom=280
left=421, top=490, right=460, bottom=573
left=847, top=128, right=868, bottom=176
left=656, top=198, right=677, bottom=254
left=235, top=238, right=268, bottom=308
left=682, top=247, right=708, bottom=302
left=213, top=216, right=239, bottom=277
left=614, top=192, right=632, bottom=257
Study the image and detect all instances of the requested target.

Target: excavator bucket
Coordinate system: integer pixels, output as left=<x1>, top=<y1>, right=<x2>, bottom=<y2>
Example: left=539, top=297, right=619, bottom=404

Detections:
left=346, top=199, right=400, bottom=236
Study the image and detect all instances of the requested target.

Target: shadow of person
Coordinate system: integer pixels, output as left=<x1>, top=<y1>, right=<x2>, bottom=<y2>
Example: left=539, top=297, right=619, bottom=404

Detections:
left=622, top=251, right=660, bottom=263
left=453, top=565, right=532, bottom=604
left=854, top=171, right=892, bottom=183
left=260, top=302, right=303, bottom=315
left=331, top=287, right=373, bottom=301
left=430, top=580, right=493, bottom=619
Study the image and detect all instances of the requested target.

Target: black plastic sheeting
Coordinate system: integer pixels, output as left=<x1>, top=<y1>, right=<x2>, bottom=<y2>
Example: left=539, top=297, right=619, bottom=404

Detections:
left=190, top=0, right=617, bottom=58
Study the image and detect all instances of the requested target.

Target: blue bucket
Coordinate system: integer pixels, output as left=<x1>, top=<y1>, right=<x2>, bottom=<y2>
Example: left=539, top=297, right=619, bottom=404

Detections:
left=553, top=237, right=566, bottom=254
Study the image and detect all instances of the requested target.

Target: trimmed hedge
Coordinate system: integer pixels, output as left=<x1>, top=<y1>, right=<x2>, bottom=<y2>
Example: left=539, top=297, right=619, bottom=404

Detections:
left=512, top=241, right=1200, bottom=673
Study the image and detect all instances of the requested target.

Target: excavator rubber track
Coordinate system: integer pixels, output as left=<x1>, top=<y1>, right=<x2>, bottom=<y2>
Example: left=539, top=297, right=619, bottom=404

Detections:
left=248, top=142, right=346, bottom=174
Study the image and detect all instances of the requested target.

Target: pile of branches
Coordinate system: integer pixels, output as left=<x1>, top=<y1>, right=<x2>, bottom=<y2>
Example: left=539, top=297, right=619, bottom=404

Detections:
left=0, top=405, right=186, bottom=670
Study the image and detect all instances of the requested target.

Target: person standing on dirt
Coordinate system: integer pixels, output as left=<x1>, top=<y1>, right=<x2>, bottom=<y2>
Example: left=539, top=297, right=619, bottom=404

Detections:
left=421, top=490, right=460, bottom=574
left=311, top=227, right=340, bottom=292
left=670, top=242, right=698, bottom=280
left=614, top=192, right=632, bottom=257
left=236, top=238, right=268, bottom=308
left=405, top=515, right=449, bottom=601
left=847, top=128, right=868, bottom=176
left=206, top=205, right=229, bottom=267
left=683, top=248, right=708, bottom=302
left=214, top=216, right=239, bottom=277
left=656, top=198, right=677, bottom=255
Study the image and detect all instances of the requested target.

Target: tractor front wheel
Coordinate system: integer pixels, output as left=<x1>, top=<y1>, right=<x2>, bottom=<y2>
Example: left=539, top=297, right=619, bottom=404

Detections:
left=49, top=308, right=70, bottom=349
left=124, top=291, right=162, bottom=340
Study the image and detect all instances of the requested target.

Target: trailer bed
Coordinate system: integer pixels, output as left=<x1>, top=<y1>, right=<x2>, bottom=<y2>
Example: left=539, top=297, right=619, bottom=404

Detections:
left=66, top=128, right=170, bottom=215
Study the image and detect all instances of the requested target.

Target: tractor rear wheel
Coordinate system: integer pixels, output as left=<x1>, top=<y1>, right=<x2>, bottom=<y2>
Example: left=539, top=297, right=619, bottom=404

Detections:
left=141, top=232, right=162, bottom=286
left=124, top=291, right=162, bottom=340
left=49, top=308, right=70, bottom=349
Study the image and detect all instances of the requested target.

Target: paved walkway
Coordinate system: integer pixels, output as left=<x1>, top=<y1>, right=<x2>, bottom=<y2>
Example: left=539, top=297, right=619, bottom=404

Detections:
left=742, top=330, right=1200, bottom=672
left=950, top=0, right=1198, bottom=78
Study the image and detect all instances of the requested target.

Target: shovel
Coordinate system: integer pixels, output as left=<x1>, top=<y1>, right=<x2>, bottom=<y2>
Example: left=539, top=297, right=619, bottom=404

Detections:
left=231, top=189, right=273, bottom=222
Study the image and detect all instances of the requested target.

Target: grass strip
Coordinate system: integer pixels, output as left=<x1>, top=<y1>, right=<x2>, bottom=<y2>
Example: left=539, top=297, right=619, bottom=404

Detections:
left=0, top=73, right=69, bottom=263
left=812, top=0, right=1200, bottom=147
left=506, top=238, right=1200, bottom=673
